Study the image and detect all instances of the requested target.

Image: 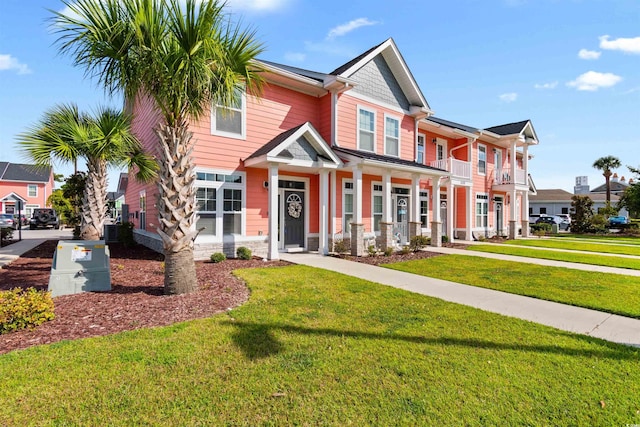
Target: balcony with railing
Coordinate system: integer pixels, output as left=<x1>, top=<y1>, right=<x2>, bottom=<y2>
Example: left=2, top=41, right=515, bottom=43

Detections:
left=429, top=158, right=472, bottom=181
left=494, top=168, right=527, bottom=186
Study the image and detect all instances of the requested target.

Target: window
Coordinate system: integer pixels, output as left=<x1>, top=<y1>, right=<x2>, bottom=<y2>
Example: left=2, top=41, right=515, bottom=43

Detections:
left=478, top=145, right=487, bottom=175
left=417, top=134, right=425, bottom=164
left=494, top=148, right=503, bottom=171
left=540, top=207, right=547, bottom=214
left=195, top=171, right=244, bottom=238
left=561, top=207, right=569, bottom=215
left=343, top=181, right=354, bottom=234
left=372, top=184, right=383, bottom=232
left=420, top=191, right=429, bottom=227
left=384, top=115, right=400, bottom=156
left=27, top=185, right=37, bottom=198
left=476, top=194, right=488, bottom=228
left=436, top=142, right=445, bottom=161
left=358, top=108, right=375, bottom=152
left=139, top=191, right=147, bottom=231
left=212, top=89, right=245, bottom=139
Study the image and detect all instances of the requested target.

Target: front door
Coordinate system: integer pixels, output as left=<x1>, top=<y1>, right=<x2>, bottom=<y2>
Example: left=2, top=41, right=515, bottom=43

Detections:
left=495, top=198, right=504, bottom=236
left=440, top=196, right=447, bottom=238
left=283, top=190, right=305, bottom=248
left=393, top=195, right=409, bottom=245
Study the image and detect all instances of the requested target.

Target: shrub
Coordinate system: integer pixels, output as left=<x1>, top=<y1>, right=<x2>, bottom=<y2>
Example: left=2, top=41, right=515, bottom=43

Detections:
left=589, top=214, right=608, bottom=234
left=236, top=246, right=252, bottom=260
left=210, top=252, right=227, bottom=263
left=333, top=239, right=350, bottom=254
left=383, top=247, right=394, bottom=257
left=0, top=288, right=55, bottom=334
left=531, top=222, right=551, bottom=237
left=441, top=235, right=449, bottom=244
left=367, top=245, right=377, bottom=257
left=1, top=228, right=13, bottom=242
left=118, top=222, right=136, bottom=247
left=409, top=235, right=430, bottom=252
left=400, top=245, right=411, bottom=255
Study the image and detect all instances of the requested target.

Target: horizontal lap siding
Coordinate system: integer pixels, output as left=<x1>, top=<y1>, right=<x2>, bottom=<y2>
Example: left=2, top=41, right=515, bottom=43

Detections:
left=245, top=168, right=268, bottom=236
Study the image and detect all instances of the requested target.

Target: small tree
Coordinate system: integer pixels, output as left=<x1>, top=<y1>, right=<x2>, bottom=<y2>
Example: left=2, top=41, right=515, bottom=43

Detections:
left=618, top=165, right=640, bottom=219
left=47, top=189, right=73, bottom=225
left=593, top=155, right=621, bottom=204
left=61, top=172, right=87, bottom=230
left=570, top=195, right=594, bottom=233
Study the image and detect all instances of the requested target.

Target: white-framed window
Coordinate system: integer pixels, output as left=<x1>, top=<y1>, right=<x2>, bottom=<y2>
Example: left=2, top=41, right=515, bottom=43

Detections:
left=478, top=144, right=487, bottom=175
left=27, top=184, right=37, bottom=198
left=195, top=171, right=245, bottom=238
left=358, top=107, right=376, bottom=152
left=476, top=194, right=489, bottom=228
left=25, top=204, right=39, bottom=218
left=417, top=134, right=425, bottom=164
left=139, top=191, right=147, bottom=231
left=494, top=147, right=503, bottom=171
left=420, top=191, right=429, bottom=227
left=372, top=183, right=383, bottom=232
left=343, top=180, right=354, bottom=234
left=211, top=89, right=246, bottom=139
left=384, top=114, right=400, bottom=157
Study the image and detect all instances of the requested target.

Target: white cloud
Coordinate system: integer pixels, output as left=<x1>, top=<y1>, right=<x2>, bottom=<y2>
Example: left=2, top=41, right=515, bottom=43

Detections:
left=578, top=49, right=601, bottom=60
left=326, top=18, right=379, bottom=40
left=499, top=93, right=517, bottom=103
left=283, top=52, right=306, bottom=63
left=566, top=71, right=622, bottom=91
left=599, top=35, right=640, bottom=54
left=534, top=81, right=558, bottom=90
left=0, top=54, right=31, bottom=75
left=227, top=0, right=289, bottom=11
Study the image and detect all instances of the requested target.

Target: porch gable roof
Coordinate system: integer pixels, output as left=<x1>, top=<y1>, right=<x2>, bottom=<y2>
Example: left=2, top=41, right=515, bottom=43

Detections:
left=333, top=147, right=449, bottom=177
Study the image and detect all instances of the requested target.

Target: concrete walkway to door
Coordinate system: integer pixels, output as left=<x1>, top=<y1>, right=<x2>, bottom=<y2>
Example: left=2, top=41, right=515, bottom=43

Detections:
left=279, top=252, right=640, bottom=348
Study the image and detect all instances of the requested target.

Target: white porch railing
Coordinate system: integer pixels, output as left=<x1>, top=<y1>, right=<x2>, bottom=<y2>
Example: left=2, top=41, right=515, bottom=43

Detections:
left=495, top=168, right=527, bottom=185
left=429, top=158, right=472, bottom=180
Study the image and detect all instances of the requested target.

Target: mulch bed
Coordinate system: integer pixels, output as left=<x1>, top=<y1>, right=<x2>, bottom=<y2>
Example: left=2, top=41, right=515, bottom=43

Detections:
left=0, top=241, right=290, bottom=355
left=335, top=242, right=469, bottom=266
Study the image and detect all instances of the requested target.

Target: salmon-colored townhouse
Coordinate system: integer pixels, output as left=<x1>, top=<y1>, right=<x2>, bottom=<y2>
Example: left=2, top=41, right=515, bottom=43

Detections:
left=0, top=162, right=54, bottom=218
left=125, top=38, right=538, bottom=259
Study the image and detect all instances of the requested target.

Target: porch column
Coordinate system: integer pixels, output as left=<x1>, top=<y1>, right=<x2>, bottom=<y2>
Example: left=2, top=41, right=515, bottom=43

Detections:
left=330, top=170, right=337, bottom=251
left=466, top=186, right=473, bottom=241
left=319, top=170, right=329, bottom=255
left=267, top=163, right=279, bottom=260
left=430, top=177, right=442, bottom=247
left=446, top=181, right=454, bottom=241
left=509, top=140, right=518, bottom=239
left=380, top=172, right=394, bottom=250
left=351, top=166, right=364, bottom=256
left=521, top=190, right=530, bottom=237
left=409, top=174, right=422, bottom=240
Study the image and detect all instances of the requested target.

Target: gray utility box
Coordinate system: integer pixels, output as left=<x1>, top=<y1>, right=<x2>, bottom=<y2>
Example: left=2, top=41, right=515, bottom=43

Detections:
left=48, top=240, right=112, bottom=297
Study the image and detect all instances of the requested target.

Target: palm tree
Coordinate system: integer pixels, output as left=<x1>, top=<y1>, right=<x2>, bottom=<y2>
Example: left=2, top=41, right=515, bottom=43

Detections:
left=17, top=103, right=157, bottom=240
left=593, top=155, right=622, bottom=204
left=52, top=0, right=264, bottom=294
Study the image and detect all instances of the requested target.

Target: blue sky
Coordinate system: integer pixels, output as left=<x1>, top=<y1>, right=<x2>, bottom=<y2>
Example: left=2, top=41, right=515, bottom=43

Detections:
left=1, top=0, right=638, bottom=192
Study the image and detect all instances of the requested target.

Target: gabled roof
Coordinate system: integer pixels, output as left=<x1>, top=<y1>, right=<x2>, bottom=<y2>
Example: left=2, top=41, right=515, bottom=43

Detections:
left=245, top=122, right=342, bottom=170
left=0, top=192, right=27, bottom=202
left=0, top=162, right=51, bottom=183
left=259, top=60, right=329, bottom=83
left=428, top=117, right=478, bottom=135
left=485, top=120, right=539, bottom=144
left=590, top=181, right=629, bottom=193
left=329, top=38, right=431, bottom=112
left=530, top=189, right=619, bottom=202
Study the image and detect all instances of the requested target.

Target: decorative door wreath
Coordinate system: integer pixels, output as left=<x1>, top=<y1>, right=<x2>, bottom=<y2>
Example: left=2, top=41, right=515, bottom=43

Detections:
left=286, top=194, right=303, bottom=218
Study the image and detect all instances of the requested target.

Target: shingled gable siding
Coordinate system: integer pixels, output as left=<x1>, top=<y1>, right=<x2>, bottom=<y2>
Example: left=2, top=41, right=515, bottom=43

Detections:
left=349, top=56, right=410, bottom=111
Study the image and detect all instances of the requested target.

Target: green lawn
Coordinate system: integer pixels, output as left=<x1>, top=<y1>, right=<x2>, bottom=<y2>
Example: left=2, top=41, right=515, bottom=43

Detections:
left=385, top=255, right=640, bottom=318
left=503, top=238, right=640, bottom=256
left=552, top=235, right=640, bottom=245
left=0, top=265, right=638, bottom=425
left=469, top=244, right=640, bottom=270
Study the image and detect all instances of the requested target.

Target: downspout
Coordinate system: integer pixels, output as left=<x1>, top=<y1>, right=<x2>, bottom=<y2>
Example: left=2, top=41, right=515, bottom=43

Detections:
left=331, top=90, right=338, bottom=147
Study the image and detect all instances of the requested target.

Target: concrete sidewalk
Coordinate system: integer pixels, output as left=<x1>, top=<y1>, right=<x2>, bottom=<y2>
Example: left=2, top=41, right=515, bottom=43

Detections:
left=280, top=252, right=640, bottom=348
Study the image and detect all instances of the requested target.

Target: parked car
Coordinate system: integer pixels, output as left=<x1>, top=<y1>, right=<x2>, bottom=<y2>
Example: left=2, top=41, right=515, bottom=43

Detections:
left=556, top=214, right=571, bottom=224
left=29, top=208, right=60, bottom=230
left=529, top=214, right=543, bottom=224
left=0, top=214, right=17, bottom=230
left=535, top=215, right=569, bottom=231
left=608, top=216, right=629, bottom=226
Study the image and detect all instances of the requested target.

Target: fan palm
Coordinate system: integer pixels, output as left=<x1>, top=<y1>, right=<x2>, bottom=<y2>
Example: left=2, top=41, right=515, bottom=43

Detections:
left=17, top=103, right=157, bottom=240
left=52, top=0, right=264, bottom=294
left=593, top=155, right=622, bottom=203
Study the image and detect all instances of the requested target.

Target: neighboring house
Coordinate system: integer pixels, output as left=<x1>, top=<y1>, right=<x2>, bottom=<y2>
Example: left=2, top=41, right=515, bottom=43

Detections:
left=590, top=173, right=633, bottom=198
left=125, top=38, right=539, bottom=259
left=0, top=162, right=54, bottom=218
left=530, top=189, right=626, bottom=217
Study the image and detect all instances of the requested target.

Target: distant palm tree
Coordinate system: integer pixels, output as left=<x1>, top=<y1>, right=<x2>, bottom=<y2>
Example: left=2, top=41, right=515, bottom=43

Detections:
left=17, top=103, right=157, bottom=240
left=593, top=155, right=622, bottom=203
left=52, top=0, right=264, bottom=294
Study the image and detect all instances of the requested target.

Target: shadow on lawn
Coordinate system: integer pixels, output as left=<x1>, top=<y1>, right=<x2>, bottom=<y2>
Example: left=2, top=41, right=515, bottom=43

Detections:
left=224, top=320, right=638, bottom=361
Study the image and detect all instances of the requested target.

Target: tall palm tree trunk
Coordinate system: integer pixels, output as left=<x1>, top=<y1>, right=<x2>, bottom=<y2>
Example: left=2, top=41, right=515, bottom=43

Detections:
left=604, top=170, right=612, bottom=203
left=81, top=158, right=108, bottom=240
left=155, top=122, right=199, bottom=295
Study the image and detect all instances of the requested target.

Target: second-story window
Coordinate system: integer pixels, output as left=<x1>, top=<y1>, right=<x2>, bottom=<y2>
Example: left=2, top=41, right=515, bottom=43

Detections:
left=212, top=89, right=245, bottom=139
left=358, top=108, right=375, bottom=152
left=478, top=144, right=487, bottom=175
left=27, top=184, right=37, bottom=197
left=417, top=134, right=425, bottom=164
left=384, top=115, right=400, bottom=157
